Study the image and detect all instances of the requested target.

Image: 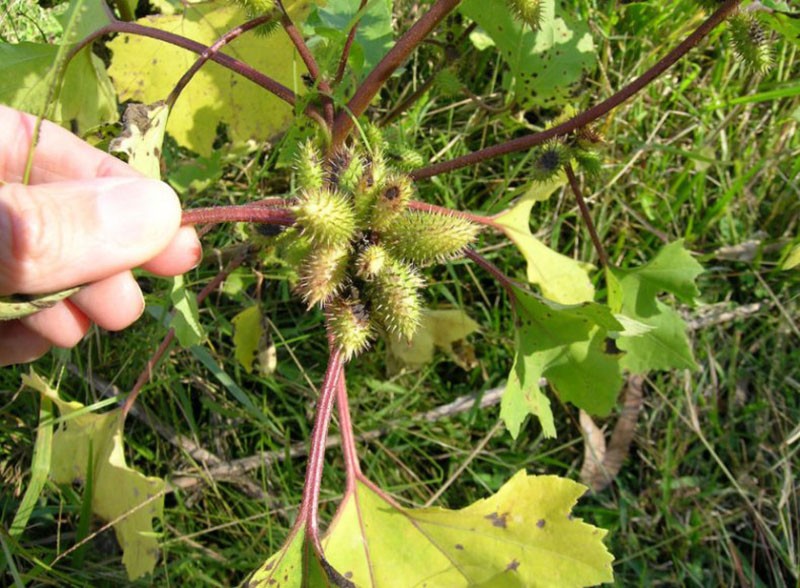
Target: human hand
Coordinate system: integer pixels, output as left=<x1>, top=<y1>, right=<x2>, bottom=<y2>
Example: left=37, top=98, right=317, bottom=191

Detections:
left=0, top=105, right=201, bottom=366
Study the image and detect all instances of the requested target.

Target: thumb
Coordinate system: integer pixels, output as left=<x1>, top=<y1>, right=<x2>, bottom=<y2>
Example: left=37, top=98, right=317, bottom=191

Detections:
left=0, top=177, right=181, bottom=296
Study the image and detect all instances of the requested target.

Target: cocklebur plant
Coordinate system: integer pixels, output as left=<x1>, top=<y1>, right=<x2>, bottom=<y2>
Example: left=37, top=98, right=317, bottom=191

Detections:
left=1, top=0, right=796, bottom=584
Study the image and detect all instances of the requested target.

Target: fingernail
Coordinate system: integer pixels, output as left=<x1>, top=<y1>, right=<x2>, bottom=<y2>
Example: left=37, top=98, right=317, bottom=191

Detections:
left=95, top=178, right=181, bottom=250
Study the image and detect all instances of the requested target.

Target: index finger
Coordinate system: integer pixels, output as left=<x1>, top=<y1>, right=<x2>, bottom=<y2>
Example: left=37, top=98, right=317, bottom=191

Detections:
left=0, top=105, right=139, bottom=185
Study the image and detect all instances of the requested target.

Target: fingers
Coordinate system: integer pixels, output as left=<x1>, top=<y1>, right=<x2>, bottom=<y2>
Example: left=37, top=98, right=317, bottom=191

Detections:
left=141, top=226, right=202, bottom=276
left=0, top=321, right=52, bottom=367
left=0, top=177, right=183, bottom=295
left=0, top=105, right=136, bottom=184
left=21, top=299, right=91, bottom=348
left=69, top=271, right=145, bottom=331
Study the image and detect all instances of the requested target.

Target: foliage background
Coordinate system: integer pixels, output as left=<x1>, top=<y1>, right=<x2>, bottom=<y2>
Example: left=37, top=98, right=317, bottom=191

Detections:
left=1, top=0, right=799, bottom=585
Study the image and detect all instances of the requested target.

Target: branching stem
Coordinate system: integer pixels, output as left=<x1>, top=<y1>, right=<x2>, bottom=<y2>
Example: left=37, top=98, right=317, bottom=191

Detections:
left=334, top=0, right=369, bottom=87
left=411, top=0, right=742, bottom=180
left=166, top=14, right=275, bottom=110
left=407, top=200, right=503, bottom=231
left=332, top=0, right=462, bottom=146
left=335, top=373, right=361, bottom=489
left=565, top=163, right=608, bottom=267
left=464, top=248, right=520, bottom=296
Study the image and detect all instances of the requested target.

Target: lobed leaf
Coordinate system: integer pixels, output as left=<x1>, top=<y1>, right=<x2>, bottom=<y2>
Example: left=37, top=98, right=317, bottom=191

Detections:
left=322, top=472, right=614, bottom=587
left=502, top=287, right=623, bottom=438
left=606, top=240, right=703, bottom=373
left=494, top=175, right=595, bottom=305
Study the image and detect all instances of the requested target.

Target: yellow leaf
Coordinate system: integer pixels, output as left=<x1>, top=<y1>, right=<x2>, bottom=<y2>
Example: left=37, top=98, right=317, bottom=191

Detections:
left=109, top=101, right=169, bottom=179
left=494, top=176, right=595, bottom=304
left=232, top=304, right=265, bottom=374
left=387, top=308, right=480, bottom=371
left=107, top=0, right=316, bottom=156
left=23, top=371, right=165, bottom=581
left=322, top=472, right=614, bottom=587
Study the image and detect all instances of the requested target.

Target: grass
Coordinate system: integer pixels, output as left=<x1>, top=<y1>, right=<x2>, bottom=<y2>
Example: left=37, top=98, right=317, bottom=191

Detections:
left=1, top=0, right=799, bottom=585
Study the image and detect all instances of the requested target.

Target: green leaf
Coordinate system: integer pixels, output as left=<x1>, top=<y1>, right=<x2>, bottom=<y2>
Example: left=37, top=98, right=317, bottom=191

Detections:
left=387, top=308, right=480, bottom=371
left=760, top=1, right=800, bottom=47
left=0, top=287, right=81, bottom=321
left=459, top=0, right=596, bottom=108
left=169, top=275, right=204, bottom=347
left=322, top=472, right=614, bottom=586
left=232, top=305, right=265, bottom=374
left=109, top=102, right=170, bottom=179
left=23, top=371, right=165, bottom=581
left=106, top=0, right=318, bottom=156
left=246, top=524, right=352, bottom=587
left=9, top=393, right=53, bottom=538
left=494, top=176, right=595, bottom=304
left=55, top=0, right=112, bottom=43
left=502, top=287, right=623, bottom=438
left=782, top=242, right=800, bottom=270
left=309, top=0, right=394, bottom=79
left=0, top=42, right=117, bottom=133
left=607, top=240, right=704, bottom=373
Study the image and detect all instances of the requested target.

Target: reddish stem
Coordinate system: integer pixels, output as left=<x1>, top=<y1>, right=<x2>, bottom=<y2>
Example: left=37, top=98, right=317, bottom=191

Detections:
left=335, top=372, right=361, bottom=490
left=565, top=163, right=608, bottom=267
left=296, top=348, right=345, bottom=551
left=464, top=248, right=520, bottom=296
left=68, top=21, right=302, bottom=111
left=411, top=0, right=742, bottom=180
left=333, top=0, right=369, bottom=86
left=332, top=0, right=463, bottom=147
left=181, top=204, right=295, bottom=227
left=277, top=1, right=335, bottom=128
left=166, top=14, right=275, bottom=109
left=407, top=200, right=502, bottom=231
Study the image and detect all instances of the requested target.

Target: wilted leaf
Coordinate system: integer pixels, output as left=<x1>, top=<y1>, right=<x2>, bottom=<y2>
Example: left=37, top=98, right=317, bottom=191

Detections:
left=109, top=102, right=169, bottom=179
left=502, top=286, right=623, bottom=438
left=232, top=305, right=264, bottom=374
left=322, top=472, right=614, bottom=587
left=579, top=375, right=643, bottom=493
left=494, top=176, right=595, bottom=304
left=460, top=0, right=596, bottom=108
left=387, top=308, right=480, bottom=371
left=607, top=241, right=703, bottom=373
left=107, top=0, right=318, bottom=155
left=23, top=371, right=165, bottom=580
left=0, top=287, right=80, bottom=321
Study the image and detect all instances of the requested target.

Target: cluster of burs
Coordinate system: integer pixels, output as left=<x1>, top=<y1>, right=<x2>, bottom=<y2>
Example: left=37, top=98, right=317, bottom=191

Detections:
left=290, top=128, right=479, bottom=360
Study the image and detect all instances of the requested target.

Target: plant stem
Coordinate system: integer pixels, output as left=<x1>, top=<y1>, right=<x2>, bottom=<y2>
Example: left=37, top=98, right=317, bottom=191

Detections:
left=121, top=246, right=252, bottom=419
left=335, top=373, right=361, bottom=490
left=181, top=204, right=296, bottom=227
left=464, top=248, right=520, bottom=295
left=331, top=0, right=463, bottom=147
left=68, top=21, right=302, bottom=111
left=411, top=0, right=742, bottom=180
left=296, top=348, right=344, bottom=550
left=277, top=1, right=335, bottom=128
left=381, top=22, right=477, bottom=126
left=334, top=0, right=369, bottom=87
left=166, top=14, right=276, bottom=110
left=407, top=200, right=503, bottom=231
left=565, top=163, right=608, bottom=267
left=113, top=0, right=134, bottom=22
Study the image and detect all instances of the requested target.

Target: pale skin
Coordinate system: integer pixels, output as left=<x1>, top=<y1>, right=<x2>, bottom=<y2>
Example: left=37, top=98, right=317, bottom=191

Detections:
left=0, top=105, right=201, bottom=366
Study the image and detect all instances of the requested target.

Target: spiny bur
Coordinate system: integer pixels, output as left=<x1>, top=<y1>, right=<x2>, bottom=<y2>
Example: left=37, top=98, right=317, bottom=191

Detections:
left=368, top=259, right=424, bottom=341
left=383, top=211, right=480, bottom=266
left=327, top=297, right=374, bottom=359
left=355, top=244, right=388, bottom=279
left=531, top=142, right=569, bottom=182
left=505, top=0, right=544, bottom=30
left=296, top=245, right=349, bottom=308
left=729, top=12, right=772, bottom=74
left=371, top=173, right=414, bottom=232
left=294, top=188, right=356, bottom=247
left=296, top=140, right=324, bottom=190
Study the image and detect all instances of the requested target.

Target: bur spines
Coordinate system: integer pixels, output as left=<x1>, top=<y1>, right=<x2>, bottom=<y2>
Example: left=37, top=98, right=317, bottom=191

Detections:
left=296, top=245, right=349, bottom=308
left=294, top=188, right=356, bottom=247
left=327, top=297, right=373, bottom=359
left=368, top=259, right=424, bottom=341
left=383, top=211, right=480, bottom=266
left=729, top=12, right=773, bottom=74
left=505, top=0, right=544, bottom=30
